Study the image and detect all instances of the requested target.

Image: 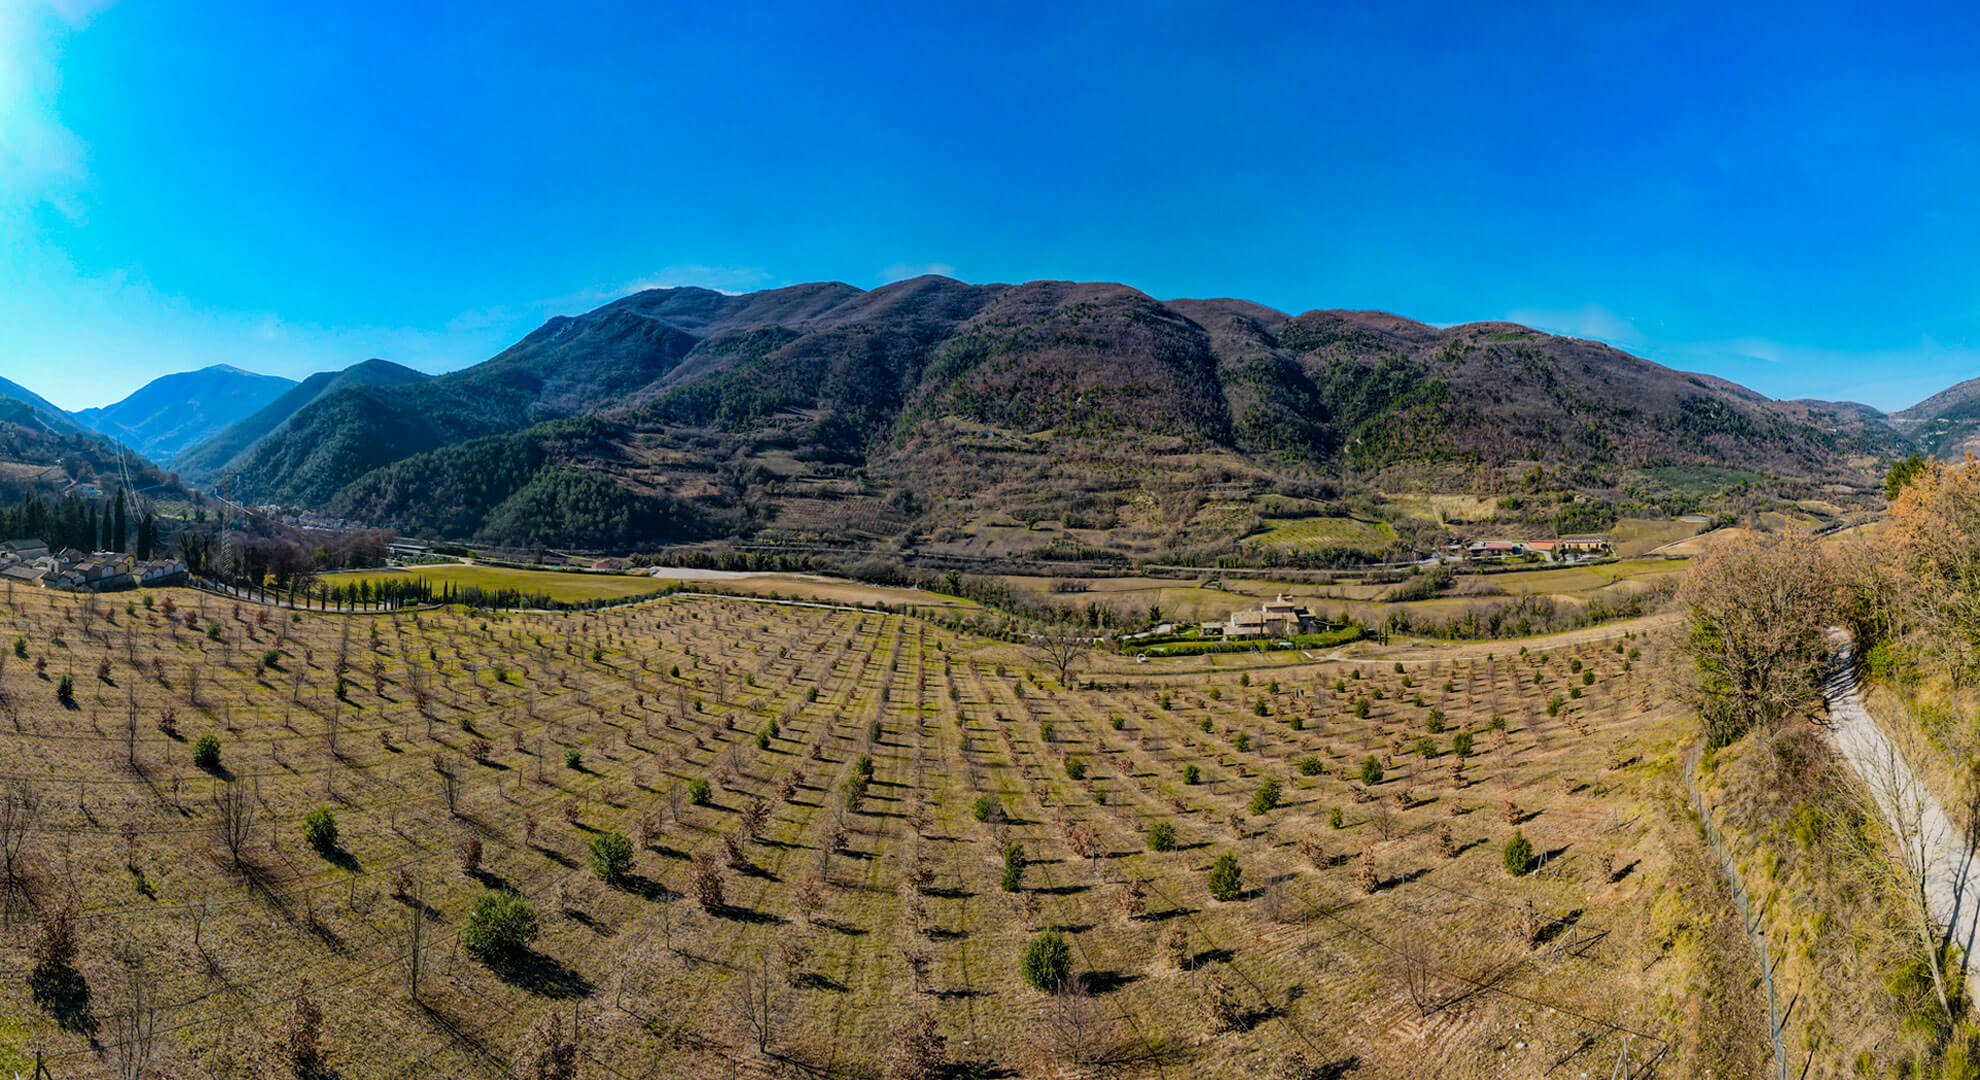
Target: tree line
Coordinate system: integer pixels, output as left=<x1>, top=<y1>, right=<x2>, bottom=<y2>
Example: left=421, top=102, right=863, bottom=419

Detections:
left=0, top=489, right=161, bottom=558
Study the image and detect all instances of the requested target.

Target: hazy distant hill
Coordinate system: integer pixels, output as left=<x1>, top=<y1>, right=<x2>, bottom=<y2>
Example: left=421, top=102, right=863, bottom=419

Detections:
left=1887, top=376, right=1980, bottom=459
left=201, top=276, right=1903, bottom=552
left=174, top=359, right=430, bottom=485
left=0, top=377, right=85, bottom=436
left=74, top=364, right=296, bottom=462
left=0, top=397, right=189, bottom=505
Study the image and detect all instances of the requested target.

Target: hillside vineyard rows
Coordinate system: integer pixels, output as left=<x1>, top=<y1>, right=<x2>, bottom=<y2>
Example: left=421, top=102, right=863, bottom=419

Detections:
left=0, top=587, right=1752, bottom=1078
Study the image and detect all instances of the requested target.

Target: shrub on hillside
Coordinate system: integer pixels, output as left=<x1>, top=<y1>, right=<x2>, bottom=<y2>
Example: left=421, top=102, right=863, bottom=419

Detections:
left=303, top=807, right=338, bottom=853
left=462, top=890, right=538, bottom=964
left=1358, top=755, right=1383, bottom=785
left=1147, top=820, right=1177, bottom=852
left=588, top=830, right=634, bottom=884
left=193, top=734, right=222, bottom=770
left=1503, top=830, right=1534, bottom=877
left=1001, top=842, right=1027, bottom=893
left=1208, top=852, right=1243, bottom=901
left=1021, top=930, right=1073, bottom=991
left=1249, top=778, right=1282, bottom=816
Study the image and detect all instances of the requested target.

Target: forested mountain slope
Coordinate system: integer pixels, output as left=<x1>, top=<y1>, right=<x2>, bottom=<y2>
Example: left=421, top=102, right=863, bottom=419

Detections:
left=216, top=276, right=1909, bottom=551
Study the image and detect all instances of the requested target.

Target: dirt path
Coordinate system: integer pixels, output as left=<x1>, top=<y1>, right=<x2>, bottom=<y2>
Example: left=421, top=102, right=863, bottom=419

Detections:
left=1824, top=635, right=1980, bottom=1006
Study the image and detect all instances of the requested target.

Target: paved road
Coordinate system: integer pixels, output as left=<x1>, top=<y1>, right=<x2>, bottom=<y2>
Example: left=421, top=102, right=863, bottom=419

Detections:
left=1824, top=634, right=1980, bottom=1006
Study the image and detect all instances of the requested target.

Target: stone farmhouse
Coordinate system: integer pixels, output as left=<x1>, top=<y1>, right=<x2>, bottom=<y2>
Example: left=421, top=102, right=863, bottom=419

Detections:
left=1203, top=594, right=1319, bottom=639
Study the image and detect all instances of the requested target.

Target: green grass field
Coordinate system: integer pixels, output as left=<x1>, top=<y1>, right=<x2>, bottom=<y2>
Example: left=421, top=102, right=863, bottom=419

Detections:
left=1252, top=516, right=1396, bottom=551
left=330, top=563, right=670, bottom=603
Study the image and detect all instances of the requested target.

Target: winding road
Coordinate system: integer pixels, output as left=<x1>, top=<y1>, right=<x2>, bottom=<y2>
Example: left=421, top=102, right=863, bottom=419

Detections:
left=1824, top=633, right=1980, bottom=1006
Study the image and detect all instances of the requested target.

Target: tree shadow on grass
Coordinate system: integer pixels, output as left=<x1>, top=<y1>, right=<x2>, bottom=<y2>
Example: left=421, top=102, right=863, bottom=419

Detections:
left=1533, top=909, right=1584, bottom=948
left=1142, top=905, right=1198, bottom=923
left=794, top=971, right=847, bottom=992
left=709, top=904, right=786, bottom=926
left=488, top=950, right=594, bottom=1000
left=1303, top=1055, right=1362, bottom=1079
left=621, top=873, right=679, bottom=902
left=1189, top=947, right=1235, bottom=968
left=1079, top=970, right=1141, bottom=995
left=30, top=964, right=95, bottom=1035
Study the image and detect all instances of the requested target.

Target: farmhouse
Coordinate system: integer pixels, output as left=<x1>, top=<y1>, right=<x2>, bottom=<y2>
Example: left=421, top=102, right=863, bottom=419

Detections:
left=1450, top=535, right=1613, bottom=564
left=1205, top=594, right=1318, bottom=639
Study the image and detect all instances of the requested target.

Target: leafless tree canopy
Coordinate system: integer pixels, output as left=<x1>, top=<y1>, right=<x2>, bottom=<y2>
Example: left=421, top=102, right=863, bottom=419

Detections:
left=1026, top=622, right=1093, bottom=688
left=1679, top=534, right=1836, bottom=746
left=213, top=777, right=257, bottom=868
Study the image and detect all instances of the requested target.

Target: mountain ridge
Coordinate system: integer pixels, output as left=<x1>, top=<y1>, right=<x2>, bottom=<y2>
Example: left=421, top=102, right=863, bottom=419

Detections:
left=232, top=276, right=1917, bottom=552
left=74, top=364, right=297, bottom=462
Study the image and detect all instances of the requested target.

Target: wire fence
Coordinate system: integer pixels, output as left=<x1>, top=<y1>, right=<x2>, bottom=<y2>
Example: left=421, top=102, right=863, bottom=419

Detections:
left=1685, top=743, right=1788, bottom=1080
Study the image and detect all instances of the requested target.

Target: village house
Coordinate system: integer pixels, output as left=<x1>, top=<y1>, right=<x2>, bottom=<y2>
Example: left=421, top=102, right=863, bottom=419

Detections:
left=0, top=539, right=185, bottom=592
left=1, top=539, right=48, bottom=561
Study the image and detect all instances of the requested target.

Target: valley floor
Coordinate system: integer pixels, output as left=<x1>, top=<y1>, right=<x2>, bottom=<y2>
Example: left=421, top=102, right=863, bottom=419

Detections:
left=0, top=587, right=1761, bottom=1078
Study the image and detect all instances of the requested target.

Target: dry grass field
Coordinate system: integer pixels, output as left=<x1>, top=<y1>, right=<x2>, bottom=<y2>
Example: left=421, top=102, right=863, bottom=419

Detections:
left=998, top=558, right=1685, bottom=631
left=0, top=584, right=1759, bottom=1079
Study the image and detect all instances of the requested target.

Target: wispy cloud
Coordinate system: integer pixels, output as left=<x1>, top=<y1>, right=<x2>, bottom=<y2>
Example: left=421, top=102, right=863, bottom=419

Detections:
left=440, top=265, right=780, bottom=338
left=0, top=0, right=112, bottom=221
left=878, top=262, right=957, bottom=284
left=1503, top=304, right=1645, bottom=350
left=1504, top=300, right=1980, bottom=411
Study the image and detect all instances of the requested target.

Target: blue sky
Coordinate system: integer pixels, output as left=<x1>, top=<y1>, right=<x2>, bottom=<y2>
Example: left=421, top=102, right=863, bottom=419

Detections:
left=5, top=1, right=1980, bottom=412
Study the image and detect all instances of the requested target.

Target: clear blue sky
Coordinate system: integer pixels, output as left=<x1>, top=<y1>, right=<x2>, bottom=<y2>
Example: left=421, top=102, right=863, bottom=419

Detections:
left=5, top=0, right=1980, bottom=411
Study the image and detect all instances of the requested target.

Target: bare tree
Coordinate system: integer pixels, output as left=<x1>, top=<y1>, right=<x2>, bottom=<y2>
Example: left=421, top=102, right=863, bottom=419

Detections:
left=213, top=777, right=257, bottom=869
left=1849, top=719, right=1963, bottom=1028
left=1025, top=622, right=1093, bottom=689
left=0, top=779, right=39, bottom=894
left=1035, top=981, right=1119, bottom=1068
left=109, top=940, right=162, bottom=1080
left=885, top=1012, right=948, bottom=1080
left=514, top=1010, right=578, bottom=1080
left=732, top=950, right=786, bottom=1057
left=1678, top=534, right=1836, bottom=747
left=403, top=875, right=425, bottom=1002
